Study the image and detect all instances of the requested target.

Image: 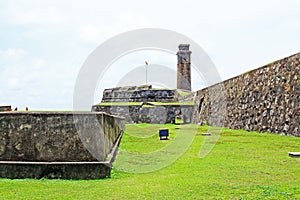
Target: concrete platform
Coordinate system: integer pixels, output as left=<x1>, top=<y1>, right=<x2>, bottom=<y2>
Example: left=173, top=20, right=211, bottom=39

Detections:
left=0, top=161, right=111, bottom=179
left=0, top=131, right=123, bottom=179
left=288, top=152, right=300, bottom=158
left=0, top=112, right=125, bottom=179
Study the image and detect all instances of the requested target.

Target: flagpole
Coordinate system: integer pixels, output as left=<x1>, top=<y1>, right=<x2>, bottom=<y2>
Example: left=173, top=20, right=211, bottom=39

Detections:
left=145, top=61, right=148, bottom=84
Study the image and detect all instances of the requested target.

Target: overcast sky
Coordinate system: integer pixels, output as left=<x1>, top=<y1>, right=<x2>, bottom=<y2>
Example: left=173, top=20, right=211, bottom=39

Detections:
left=0, top=0, right=299, bottom=110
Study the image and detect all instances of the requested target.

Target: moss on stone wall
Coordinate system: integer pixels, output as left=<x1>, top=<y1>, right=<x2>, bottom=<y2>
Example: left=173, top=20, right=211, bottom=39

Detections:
left=192, top=53, right=300, bottom=136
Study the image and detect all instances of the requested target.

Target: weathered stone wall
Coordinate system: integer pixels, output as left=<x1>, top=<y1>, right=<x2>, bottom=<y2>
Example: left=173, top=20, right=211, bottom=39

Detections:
left=0, top=112, right=125, bottom=162
left=93, top=105, right=193, bottom=124
left=0, top=106, right=11, bottom=112
left=94, top=83, right=194, bottom=124
left=192, top=53, right=299, bottom=136
left=102, top=85, right=179, bottom=103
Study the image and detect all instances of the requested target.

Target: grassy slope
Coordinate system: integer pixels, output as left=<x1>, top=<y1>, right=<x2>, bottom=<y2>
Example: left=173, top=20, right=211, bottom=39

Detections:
left=0, top=124, right=299, bottom=199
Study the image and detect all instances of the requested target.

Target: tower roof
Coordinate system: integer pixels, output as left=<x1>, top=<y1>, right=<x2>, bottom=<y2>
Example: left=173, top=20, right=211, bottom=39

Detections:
left=178, top=44, right=190, bottom=51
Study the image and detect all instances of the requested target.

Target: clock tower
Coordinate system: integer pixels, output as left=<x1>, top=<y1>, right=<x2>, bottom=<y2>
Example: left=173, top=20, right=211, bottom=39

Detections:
left=177, top=44, right=192, bottom=91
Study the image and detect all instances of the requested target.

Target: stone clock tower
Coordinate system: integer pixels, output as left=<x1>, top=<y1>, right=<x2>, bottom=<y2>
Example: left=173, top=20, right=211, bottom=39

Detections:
left=177, top=44, right=192, bottom=91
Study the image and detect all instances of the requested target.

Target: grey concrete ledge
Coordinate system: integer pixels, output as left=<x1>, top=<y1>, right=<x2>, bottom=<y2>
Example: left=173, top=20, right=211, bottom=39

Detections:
left=0, top=112, right=125, bottom=179
left=0, top=131, right=123, bottom=179
left=0, top=161, right=110, bottom=165
left=0, top=162, right=111, bottom=179
left=0, top=111, right=125, bottom=119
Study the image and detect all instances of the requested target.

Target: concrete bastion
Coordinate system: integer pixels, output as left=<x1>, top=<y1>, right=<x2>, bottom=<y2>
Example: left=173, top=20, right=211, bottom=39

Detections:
left=0, top=112, right=125, bottom=179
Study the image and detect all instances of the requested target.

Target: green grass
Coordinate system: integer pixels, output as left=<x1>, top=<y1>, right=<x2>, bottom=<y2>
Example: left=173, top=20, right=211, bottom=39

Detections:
left=0, top=124, right=299, bottom=199
left=97, top=102, right=143, bottom=106
left=176, top=89, right=193, bottom=97
left=149, top=101, right=194, bottom=106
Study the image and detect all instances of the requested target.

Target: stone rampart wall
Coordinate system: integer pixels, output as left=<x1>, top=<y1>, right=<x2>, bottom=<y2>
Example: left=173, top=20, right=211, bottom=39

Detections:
left=93, top=105, right=193, bottom=124
left=102, top=89, right=178, bottom=103
left=192, top=53, right=299, bottom=136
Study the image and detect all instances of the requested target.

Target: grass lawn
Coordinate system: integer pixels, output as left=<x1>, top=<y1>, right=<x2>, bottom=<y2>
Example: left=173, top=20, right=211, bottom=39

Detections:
left=0, top=124, right=299, bottom=199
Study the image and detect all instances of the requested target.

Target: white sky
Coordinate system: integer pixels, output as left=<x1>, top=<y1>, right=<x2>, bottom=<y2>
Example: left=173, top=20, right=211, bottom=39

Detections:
left=0, top=0, right=299, bottom=110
